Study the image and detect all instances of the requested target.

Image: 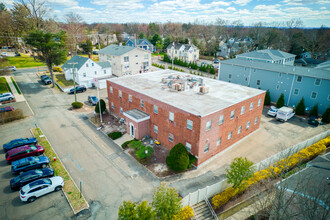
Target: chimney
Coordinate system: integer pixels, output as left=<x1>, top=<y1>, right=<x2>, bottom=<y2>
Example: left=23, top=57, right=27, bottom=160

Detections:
left=88, top=53, right=92, bottom=59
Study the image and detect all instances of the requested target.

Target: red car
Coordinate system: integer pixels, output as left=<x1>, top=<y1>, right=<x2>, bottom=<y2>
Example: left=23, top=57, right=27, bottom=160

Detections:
left=5, top=145, right=44, bottom=164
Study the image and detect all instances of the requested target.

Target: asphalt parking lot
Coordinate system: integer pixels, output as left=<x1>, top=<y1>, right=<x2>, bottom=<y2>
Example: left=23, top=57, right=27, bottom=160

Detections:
left=0, top=122, right=72, bottom=220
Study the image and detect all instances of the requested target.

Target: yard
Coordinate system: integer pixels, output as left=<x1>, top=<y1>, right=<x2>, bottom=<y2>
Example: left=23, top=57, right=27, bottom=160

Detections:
left=0, top=77, right=10, bottom=93
left=7, top=54, right=45, bottom=68
left=52, top=73, right=74, bottom=87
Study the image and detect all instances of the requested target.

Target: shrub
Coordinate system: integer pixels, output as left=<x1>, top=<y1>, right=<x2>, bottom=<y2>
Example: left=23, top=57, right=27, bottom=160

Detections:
left=226, top=157, right=254, bottom=189
left=309, top=103, right=318, bottom=117
left=322, top=106, right=330, bottom=123
left=108, top=131, right=122, bottom=140
left=172, top=206, right=195, bottom=220
left=166, top=143, right=189, bottom=172
left=295, top=97, right=305, bottom=115
left=53, top=67, right=62, bottom=72
left=72, top=102, right=83, bottom=109
left=188, top=154, right=197, bottom=168
left=0, top=109, right=24, bottom=124
left=276, top=93, right=285, bottom=108
left=95, top=99, right=106, bottom=113
left=128, top=140, right=143, bottom=149
left=264, top=90, right=270, bottom=105
left=121, top=139, right=136, bottom=149
left=11, top=77, right=21, bottom=94
left=136, top=145, right=154, bottom=159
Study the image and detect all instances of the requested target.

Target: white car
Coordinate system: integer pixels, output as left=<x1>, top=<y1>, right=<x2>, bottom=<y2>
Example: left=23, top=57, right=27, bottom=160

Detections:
left=0, top=92, right=15, bottom=102
left=20, top=176, right=64, bottom=203
left=1, top=52, right=7, bottom=56
left=9, top=66, right=16, bottom=71
left=267, top=106, right=278, bottom=117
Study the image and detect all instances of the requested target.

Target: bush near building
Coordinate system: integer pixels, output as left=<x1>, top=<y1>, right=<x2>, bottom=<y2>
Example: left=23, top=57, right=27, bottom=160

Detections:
left=71, top=102, right=83, bottom=109
left=322, top=106, right=330, bottom=123
left=264, top=90, right=271, bottom=105
left=310, top=103, right=318, bottom=117
left=295, top=97, right=305, bottom=115
left=53, top=67, right=62, bottom=72
left=276, top=93, right=285, bottom=108
left=95, top=99, right=106, bottom=113
left=108, top=131, right=122, bottom=140
left=166, top=143, right=190, bottom=172
left=212, top=136, right=329, bottom=210
left=0, top=109, right=24, bottom=124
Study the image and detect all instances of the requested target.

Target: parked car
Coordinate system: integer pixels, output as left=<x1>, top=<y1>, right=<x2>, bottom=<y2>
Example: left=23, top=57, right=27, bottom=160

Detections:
left=20, top=176, right=64, bottom=203
left=6, top=145, right=45, bottom=164
left=88, top=96, right=98, bottom=105
left=9, top=66, right=16, bottom=71
left=3, top=137, right=38, bottom=152
left=276, top=107, right=295, bottom=122
left=308, top=116, right=320, bottom=127
left=10, top=168, right=54, bottom=190
left=11, top=156, right=50, bottom=175
left=69, top=85, right=87, bottom=94
left=1, top=52, right=7, bottom=56
left=0, top=92, right=15, bottom=102
left=0, top=106, right=14, bottom=113
left=15, top=52, right=21, bottom=56
left=40, top=75, right=52, bottom=85
left=93, top=51, right=98, bottom=55
left=267, top=106, right=278, bottom=117
left=214, top=59, right=220, bottom=64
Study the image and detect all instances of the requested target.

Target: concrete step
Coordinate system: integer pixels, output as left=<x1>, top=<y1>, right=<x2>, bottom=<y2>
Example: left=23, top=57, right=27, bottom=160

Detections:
left=192, top=201, right=215, bottom=220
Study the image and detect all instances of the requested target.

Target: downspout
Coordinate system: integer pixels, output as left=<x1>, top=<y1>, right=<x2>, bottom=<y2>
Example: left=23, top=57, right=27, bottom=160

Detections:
left=248, top=66, right=252, bottom=86
left=287, top=73, right=295, bottom=106
left=218, top=61, right=220, bottom=80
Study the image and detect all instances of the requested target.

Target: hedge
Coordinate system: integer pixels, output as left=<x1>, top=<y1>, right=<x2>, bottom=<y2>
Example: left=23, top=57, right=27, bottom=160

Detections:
left=0, top=109, right=24, bottom=124
left=10, top=77, right=21, bottom=94
left=121, top=139, right=136, bottom=149
left=72, top=102, right=83, bottom=109
left=172, top=206, right=195, bottom=220
left=53, top=67, right=62, bottom=72
left=108, top=131, right=122, bottom=140
left=212, top=136, right=330, bottom=210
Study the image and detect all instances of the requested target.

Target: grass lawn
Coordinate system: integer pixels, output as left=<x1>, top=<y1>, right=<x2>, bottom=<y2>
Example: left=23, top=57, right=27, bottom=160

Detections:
left=152, top=52, right=165, bottom=57
left=52, top=73, right=74, bottom=87
left=7, top=54, right=45, bottom=68
left=32, top=128, right=88, bottom=213
left=0, top=77, right=9, bottom=94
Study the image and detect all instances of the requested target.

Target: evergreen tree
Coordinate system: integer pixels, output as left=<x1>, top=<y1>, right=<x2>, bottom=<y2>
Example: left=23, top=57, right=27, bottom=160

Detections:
left=276, top=93, right=285, bottom=108
left=95, top=99, right=106, bottom=113
left=264, top=90, right=271, bottom=105
left=309, top=103, right=318, bottom=117
left=295, top=98, right=305, bottom=115
left=321, top=106, right=330, bottom=123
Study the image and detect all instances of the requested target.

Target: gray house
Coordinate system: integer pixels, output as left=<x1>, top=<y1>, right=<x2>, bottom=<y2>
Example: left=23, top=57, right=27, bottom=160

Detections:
left=219, top=58, right=330, bottom=114
left=236, top=49, right=296, bottom=65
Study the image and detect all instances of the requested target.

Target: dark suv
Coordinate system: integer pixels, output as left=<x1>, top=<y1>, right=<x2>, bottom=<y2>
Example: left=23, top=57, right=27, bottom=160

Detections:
left=10, top=168, right=54, bottom=190
left=40, top=75, right=52, bottom=85
left=88, top=96, right=98, bottom=105
left=11, top=156, right=50, bottom=175
left=3, top=137, right=38, bottom=152
left=69, top=85, right=87, bottom=94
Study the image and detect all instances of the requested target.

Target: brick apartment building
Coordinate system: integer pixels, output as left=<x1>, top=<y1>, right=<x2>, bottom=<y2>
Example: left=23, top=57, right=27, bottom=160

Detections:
left=107, top=70, right=265, bottom=166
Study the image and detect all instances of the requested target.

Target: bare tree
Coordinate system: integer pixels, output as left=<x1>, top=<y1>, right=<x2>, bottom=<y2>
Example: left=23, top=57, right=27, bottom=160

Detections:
left=19, top=0, right=48, bottom=30
left=63, top=12, right=85, bottom=54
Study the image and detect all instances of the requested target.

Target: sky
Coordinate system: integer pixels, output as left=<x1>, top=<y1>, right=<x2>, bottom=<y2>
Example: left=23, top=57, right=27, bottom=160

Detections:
left=3, top=0, right=330, bottom=28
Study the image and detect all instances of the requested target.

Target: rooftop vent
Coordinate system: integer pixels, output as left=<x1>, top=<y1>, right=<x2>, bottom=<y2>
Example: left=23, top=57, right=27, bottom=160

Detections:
left=199, top=86, right=209, bottom=94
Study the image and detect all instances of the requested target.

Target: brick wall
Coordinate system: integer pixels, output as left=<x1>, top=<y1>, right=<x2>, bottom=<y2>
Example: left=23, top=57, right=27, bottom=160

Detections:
left=107, top=80, right=265, bottom=166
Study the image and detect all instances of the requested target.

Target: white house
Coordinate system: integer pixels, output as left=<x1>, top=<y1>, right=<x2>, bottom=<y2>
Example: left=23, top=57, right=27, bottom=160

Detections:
left=98, top=45, right=151, bottom=77
left=62, top=55, right=112, bottom=89
left=166, top=43, right=199, bottom=63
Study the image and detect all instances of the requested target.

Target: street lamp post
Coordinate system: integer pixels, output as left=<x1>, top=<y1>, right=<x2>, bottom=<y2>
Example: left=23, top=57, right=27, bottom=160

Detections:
left=68, top=62, right=78, bottom=102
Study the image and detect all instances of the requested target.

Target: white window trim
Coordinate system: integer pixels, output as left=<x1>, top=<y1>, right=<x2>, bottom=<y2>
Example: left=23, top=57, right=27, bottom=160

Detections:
left=238, top=126, right=242, bottom=134
left=187, top=119, right=193, bottom=130
left=250, top=102, right=254, bottom=110
left=311, top=91, right=318, bottom=99
left=129, top=95, right=132, bottom=102
left=230, top=110, right=235, bottom=120
left=206, top=120, right=212, bottom=131
left=255, top=117, right=258, bottom=124
left=296, top=76, right=303, bottom=83
left=219, top=115, right=224, bottom=125
left=168, top=133, right=174, bottom=142
left=314, top=78, right=321, bottom=86
left=169, top=112, right=174, bottom=122
left=119, top=90, right=122, bottom=98
left=246, top=121, right=250, bottom=129
left=154, top=105, right=158, bottom=114
left=228, top=132, right=232, bottom=140
left=204, top=143, right=209, bottom=153
left=241, top=106, right=245, bottom=115
left=186, top=142, right=192, bottom=152
left=154, top=125, right=158, bottom=134
left=258, top=99, right=262, bottom=107
left=110, top=87, right=113, bottom=93
left=293, top=88, right=299, bottom=96
left=217, top=137, right=221, bottom=146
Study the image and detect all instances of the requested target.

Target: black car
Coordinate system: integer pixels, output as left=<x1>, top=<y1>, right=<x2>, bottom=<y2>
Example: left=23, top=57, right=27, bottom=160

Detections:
left=10, top=168, right=54, bottom=190
left=11, top=156, right=50, bottom=175
left=40, top=75, right=52, bottom=85
left=69, top=85, right=87, bottom=94
left=308, top=116, right=319, bottom=127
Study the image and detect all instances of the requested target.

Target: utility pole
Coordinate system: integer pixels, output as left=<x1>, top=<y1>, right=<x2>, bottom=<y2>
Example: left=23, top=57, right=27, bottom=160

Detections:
left=68, top=62, right=78, bottom=102
left=171, top=42, right=174, bottom=69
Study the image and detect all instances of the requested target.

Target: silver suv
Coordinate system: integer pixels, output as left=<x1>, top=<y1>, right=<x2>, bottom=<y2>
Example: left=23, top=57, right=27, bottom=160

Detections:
left=0, top=92, right=15, bottom=102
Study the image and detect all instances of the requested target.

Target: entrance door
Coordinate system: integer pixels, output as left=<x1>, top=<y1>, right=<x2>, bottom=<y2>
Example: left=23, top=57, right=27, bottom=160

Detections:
left=130, top=123, right=135, bottom=137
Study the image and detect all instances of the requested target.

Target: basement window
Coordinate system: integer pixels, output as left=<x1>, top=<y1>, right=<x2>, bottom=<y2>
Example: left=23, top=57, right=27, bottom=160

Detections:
left=168, top=133, right=174, bottom=142
left=186, top=142, right=191, bottom=152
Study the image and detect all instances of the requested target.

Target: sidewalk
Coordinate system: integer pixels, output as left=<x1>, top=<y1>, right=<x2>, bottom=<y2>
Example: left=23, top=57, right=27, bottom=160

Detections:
left=4, top=75, right=25, bottom=102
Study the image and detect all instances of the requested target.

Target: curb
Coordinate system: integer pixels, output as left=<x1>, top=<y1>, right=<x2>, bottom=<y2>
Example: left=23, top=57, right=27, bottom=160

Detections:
left=30, top=127, right=90, bottom=215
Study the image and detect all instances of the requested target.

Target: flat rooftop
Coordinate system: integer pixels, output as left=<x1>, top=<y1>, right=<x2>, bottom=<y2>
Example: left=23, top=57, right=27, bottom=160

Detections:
left=109, top=70, right=264, bottom=116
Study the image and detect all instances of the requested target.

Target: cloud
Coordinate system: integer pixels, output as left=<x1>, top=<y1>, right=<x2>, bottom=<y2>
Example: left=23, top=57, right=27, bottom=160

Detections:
left=320, top=6, right=326, bottom=9
left=2, top=0, right=14, bottom=6
left=281, top=0, right=330, bottom=5
left=47, top=0, right=79, bottom=7
left=233, top=0, right=252, bottom=6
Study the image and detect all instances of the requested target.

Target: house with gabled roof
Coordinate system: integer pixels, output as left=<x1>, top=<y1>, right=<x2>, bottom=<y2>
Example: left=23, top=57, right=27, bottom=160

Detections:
left=98, top=45, right=151, bottom=77
left=62, top=55, right=112, bottom=89
left=126, top=39, right=155, bottom=53
left=236, top=49, right=296, bottom=65
left=166, top=43, right=199, bottom=63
